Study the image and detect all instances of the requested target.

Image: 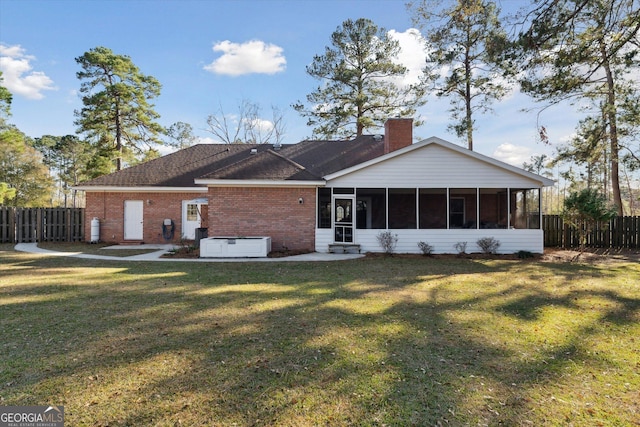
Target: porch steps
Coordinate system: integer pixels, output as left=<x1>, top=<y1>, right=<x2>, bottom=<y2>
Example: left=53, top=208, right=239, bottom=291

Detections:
left=328, top=243, right=361, bottom=254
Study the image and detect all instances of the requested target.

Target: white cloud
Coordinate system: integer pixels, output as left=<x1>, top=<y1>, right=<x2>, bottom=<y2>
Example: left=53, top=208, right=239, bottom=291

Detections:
left=387, top=28, right=428, bottom=87
left=0, top=44, right=56, bottom=99
left=493, top=143, right=532, bottom=167
left=245, top=117, right=274, bottom=133
left=0, top=44, right=27, bottom=58
left=204, top=40, right=286, bottom=76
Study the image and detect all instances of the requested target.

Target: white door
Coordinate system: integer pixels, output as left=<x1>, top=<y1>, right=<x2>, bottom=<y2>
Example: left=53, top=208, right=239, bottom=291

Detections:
left=182, top=199, right=207, bottom=239
left=124, top=200, right=144, bottom=240
left=333, top=197, right=355, bottom=243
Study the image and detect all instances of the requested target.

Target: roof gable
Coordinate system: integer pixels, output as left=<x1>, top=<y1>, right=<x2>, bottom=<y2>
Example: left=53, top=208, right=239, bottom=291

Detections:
left=324, top=136, right=555, bottom=187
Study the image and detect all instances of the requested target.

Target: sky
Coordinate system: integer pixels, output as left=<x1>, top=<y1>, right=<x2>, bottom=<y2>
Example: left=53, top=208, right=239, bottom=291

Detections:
left=0, top=0, right=585, bottom=168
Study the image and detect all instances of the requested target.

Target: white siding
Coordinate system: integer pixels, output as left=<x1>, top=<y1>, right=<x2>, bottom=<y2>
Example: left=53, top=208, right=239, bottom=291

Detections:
left=316, top=228, right=544, bottom=254
left=327, top=144, right=542, bottom=188
left=316, top=229, right=334, bottom=252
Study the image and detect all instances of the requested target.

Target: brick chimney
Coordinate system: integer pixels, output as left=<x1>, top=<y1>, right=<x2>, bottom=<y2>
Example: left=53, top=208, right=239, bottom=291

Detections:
left=384, top=118, right=413, bottom=154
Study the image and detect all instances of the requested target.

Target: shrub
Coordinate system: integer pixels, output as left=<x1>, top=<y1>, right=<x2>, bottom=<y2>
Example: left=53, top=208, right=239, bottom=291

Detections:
left=562, top=189, right=617, bottom=252
left=476, top=237, right=501, bottom=254
left=516, top=250, right=534, bottom=259
left=417, top=241, right=434, bottom=256
left=376, top=231, right=398, bottom=255
left=453, top=241, right=468, bottom=254
left=178, top=238, right=197, bottom=253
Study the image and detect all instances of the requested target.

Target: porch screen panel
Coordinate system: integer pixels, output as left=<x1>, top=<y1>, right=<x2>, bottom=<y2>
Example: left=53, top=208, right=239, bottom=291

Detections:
left=333, top=187, right=355, bottom=194
left=356, top=188, right=386, bottom=229
left=317, top=188, right=331, bottom=229
left=388, top=188, right=416, bottom=229
left=511, top=189, right=541, bottom=229
left=527, top=189, right=541, bottom=229
left=449, top=188, right=477, bottom=229
left=479, top=189, right=508, bottom=229
left=419, top=188, right=447, bottom=229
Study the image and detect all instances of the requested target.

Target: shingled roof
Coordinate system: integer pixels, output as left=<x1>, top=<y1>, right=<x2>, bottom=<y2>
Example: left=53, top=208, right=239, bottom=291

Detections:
left=77, top=136, right=385, bottom=188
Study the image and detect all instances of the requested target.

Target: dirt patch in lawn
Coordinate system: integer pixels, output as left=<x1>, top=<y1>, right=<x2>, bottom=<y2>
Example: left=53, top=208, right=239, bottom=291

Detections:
left=162, top=246, right=200, bottom=258
left=540, top=247, right=640, bottom=264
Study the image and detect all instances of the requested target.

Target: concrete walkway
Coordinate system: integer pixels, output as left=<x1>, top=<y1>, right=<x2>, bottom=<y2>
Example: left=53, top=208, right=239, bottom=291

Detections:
left=13, top=243, right=364, bottom=262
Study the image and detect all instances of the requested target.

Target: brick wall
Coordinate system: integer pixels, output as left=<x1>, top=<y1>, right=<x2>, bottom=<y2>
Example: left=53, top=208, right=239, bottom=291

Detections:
left=85, top=188, right=318, bottom=250
left=84, top=192, right=192, bottom=244
left=208, top=187, right=317, bottom=251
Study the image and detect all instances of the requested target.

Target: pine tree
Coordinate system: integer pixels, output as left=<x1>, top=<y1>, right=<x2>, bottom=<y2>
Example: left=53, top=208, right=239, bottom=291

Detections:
left=294, top=18, right=426, bottom=139
left=75, top=46, right=165, bottom=171
left=410, top=0, right=511, bottom=150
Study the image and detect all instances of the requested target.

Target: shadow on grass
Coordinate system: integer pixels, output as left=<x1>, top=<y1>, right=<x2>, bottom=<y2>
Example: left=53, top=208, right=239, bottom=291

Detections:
left=0, top=251, right=638, bottom=425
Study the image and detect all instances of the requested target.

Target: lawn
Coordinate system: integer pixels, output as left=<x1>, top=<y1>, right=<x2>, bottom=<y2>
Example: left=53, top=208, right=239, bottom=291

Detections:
left=1, top=245, right=638, bottom=426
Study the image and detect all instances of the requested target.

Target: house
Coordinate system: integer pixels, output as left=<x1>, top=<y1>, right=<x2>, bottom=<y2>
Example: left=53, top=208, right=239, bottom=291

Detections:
left=75, top=118, right=554, bottom=254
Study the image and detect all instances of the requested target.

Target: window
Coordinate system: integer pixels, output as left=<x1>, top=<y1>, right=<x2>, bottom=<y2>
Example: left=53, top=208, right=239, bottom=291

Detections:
left=449, top=188, right=477, bottom=228
left=356, top=188, right=386, bottom=229
left=419, top=188, right=447, bottom=229
left=388, top=188, right=416, bottom=229
left=317, top=188, right=331, bottom=228
left=479, top=189, right=508, bottom=229
left=186, top=204, right=199, bottom=221
left=335, top=199, right=351, bottom=222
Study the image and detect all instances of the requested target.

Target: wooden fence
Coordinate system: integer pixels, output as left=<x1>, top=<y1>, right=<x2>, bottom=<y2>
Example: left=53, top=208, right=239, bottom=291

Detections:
left=0, top=207, right=84, bottom=243
left=543, top=215, right=639, bottom=249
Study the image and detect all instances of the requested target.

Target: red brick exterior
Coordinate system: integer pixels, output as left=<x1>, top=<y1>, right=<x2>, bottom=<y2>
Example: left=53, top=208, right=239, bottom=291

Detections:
left=84, top=187, right=317, bottom=251
left=84, top=191, right=199, bottom=244
left=384, top=118, right=413, bottom=154
left=208, top=187, right=317, bottom=251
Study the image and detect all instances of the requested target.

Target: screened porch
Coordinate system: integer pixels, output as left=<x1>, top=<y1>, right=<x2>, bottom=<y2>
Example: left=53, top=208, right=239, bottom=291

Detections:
left=315, top=186, right=545, bottom=254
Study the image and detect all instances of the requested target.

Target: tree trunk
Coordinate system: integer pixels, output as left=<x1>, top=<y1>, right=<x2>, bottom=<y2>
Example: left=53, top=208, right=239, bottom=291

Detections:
left=115, top=105, right=123, bottom=171
left=356, top=80, right=364, bottom=137
left=465, top=81, right=473, bottom=151
left=600, top=40, right=623, bottom=215
left=464, top=28, right=473, bottom=151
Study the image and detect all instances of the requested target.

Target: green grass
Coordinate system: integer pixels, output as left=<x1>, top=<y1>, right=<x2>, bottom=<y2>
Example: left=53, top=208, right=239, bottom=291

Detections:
left=1, top=245, right=638, bottom=426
